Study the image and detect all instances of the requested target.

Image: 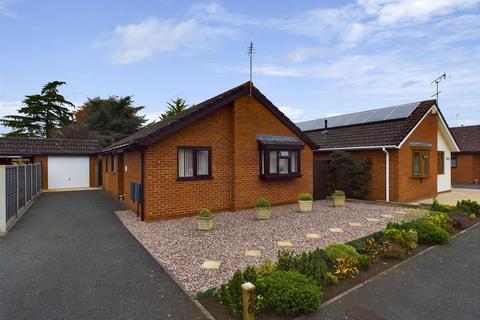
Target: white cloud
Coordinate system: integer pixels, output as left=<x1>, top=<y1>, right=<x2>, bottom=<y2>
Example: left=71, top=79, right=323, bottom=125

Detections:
left=0, top=101, right=22, bottom=133
left=279, top=106, right=307, bottom=122
left=286, top=47, right=327, bottom=64
left=0, top=0, right=18, bottom=18
left=101, top=17, right=233, bottom=64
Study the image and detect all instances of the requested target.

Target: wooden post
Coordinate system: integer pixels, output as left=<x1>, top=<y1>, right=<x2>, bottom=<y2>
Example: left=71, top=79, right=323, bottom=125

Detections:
left=241, top=282, right=255, bottom=320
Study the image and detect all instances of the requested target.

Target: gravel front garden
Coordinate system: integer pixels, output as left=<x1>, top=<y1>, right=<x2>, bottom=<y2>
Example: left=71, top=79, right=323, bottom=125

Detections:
left=115, top=200, right=408, bottom=293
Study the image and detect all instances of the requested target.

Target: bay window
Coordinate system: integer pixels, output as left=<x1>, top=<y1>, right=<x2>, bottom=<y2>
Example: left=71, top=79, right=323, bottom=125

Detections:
left=260, top=146, right=302, bottom=179
left=178, top=147, right=211, bottom=180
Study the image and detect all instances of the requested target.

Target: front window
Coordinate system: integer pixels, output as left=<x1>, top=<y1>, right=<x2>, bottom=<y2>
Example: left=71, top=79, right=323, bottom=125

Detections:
left=412, top=150, right=429, bottom=177
left=178, top=147, right=211, bottom=180
left=260, top=147, right=301, bottom=179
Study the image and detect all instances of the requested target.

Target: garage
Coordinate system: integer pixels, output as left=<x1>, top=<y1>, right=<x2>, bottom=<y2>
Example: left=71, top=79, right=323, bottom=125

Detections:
left=48, top=156, right=90, bottom=189
left=0, top=138, right=101, bottom=190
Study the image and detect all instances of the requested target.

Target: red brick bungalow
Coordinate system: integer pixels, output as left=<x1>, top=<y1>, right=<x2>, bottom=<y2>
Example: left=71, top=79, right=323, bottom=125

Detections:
left=0, top=138, right=101, bottom=189
left=297, top=100, right=459, bottom=203
left=101, top=82, right=315, bottom=220
left=450, top=125, right=480, bottom=185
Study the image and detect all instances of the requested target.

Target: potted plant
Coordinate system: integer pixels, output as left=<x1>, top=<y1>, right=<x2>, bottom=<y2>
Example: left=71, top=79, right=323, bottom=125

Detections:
left=298, top=193, right=313, bottom=212
left=197, top=208, right=214, bottom=231
left=255, top=198, right=271, bottom=220
left=331, top=190, right=346, bottom=207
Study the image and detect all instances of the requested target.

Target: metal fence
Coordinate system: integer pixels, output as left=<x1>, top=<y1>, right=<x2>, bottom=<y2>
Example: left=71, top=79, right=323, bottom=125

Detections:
left=0, top=163, right=42, bottom=235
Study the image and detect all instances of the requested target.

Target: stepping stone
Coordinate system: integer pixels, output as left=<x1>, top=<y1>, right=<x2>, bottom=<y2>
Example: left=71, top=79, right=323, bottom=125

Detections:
left=201, top=260, right=221, bottom=271
left=328, top=228, right=343, bottom=234
left=245, top=250, right=262, bottom=258
left=348, top=222, right=363, bottom=227
left=277, top=241, right=294, bottom=250
left=366, top=218, right=380, bottom=222
left=306, top=233, right=321, bottom=240
left=395, top=211, right=406, bottom=215
left=381, top=214, right=394, bottom=218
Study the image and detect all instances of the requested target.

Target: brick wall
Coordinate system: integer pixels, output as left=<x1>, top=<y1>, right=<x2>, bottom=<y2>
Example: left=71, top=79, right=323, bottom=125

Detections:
left=123, top=150, right=142, bottom=212
left=138, top=95, right=313, bottom=220
left=452, top=153, right=480, bottom=184
left=396, top=111, right=438, bottom=202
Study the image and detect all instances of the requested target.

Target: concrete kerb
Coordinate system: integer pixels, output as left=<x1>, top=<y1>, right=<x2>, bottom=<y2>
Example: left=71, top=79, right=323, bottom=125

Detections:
left=113, top=210, right=216, bottom=320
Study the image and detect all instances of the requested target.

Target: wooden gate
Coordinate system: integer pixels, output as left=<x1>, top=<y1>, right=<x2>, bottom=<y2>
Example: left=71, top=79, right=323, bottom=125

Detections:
left=313, top=160, right=330, bottom=200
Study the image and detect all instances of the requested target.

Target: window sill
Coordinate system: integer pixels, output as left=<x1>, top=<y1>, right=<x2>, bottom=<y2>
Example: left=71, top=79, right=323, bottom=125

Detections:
left=411, top=175, right=430, bottom=179
left=260, top=173, right=302, bottom=181
left=177, top=176, right=213, bottom=181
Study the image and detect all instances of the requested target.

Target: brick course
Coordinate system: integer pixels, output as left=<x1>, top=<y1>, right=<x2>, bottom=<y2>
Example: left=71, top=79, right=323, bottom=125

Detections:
left=452, top=153, right=480, bottom=184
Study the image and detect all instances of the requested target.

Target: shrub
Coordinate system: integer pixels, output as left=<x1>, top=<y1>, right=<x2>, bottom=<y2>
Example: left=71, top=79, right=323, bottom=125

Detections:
left=277, top=248, right=328, bottom=289
left=452, top=215, right=473, bottom=229
left=262, top=271, right=322, bottom=315
left=402, top=208, right=429, bottom=221
left=325, top=243, right=361, bottom=264
left=456, top=200, right=480, bottom=216
left=384, top=228, right=418, bottom=254
left=347, top=231, right=384, bottom=252
left=469, top=213, right=476, bottom=220
left=332, top=190, right=345, bottom=197
left=198, top=208, right=212, bottom=219
left=363, top=238, right=382, bottom=263
left=327, top=150, right=372, bottom=199
left=255, top=198, right=271, bottom=208
left=298, top=193, right=313, bottom=201
left=424, top=211, right=450, bottom=230
left=218, top=267, right=266, bottom=318
left=334, top=257, right=360, bottom=279
left=380, top=242, right=407, bottom=259
left=358, top=254, right=371, bottom=270
left=326, top=272, right=339, bottom=285
left=389, top=221, right=449, bottom=245
left=430, top=198, right=454, bottom=213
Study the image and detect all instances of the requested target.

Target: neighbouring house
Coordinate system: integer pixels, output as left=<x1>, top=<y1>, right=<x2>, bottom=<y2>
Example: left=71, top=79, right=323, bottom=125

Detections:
left=450, top=125, right=480, bottom=185
left=101, top=82, right=315, bottom=220
left=297, top=100, right=460, bottom=203
left=0, top=138, right=101, bottom=189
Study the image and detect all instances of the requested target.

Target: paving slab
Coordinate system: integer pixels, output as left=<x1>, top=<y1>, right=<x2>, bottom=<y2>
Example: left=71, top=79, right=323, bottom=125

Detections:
left=328, top=227, right=344, bottom=233
left=306, top=233, right=321, bottom=240
left=0, top=191, right=208, bottom=320
left=366, top=218, right=380, bottom=222
left=348, top=222, right=363, bottom=227
left=201, top=260, right=221, bottom=271
left=244, top=250, right=262, bottom=257
left=277, top=241, right=294, bottom=249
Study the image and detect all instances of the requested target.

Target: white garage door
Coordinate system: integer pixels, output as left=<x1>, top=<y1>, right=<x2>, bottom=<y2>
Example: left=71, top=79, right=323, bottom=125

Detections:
left=48, top=156, right=90, bottom=189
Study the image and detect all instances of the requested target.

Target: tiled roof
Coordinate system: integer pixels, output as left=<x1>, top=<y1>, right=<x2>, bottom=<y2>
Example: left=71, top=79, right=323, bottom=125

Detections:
left=450, top=125, right=480, bottom=152
left=302, top=100, right=437, bottom=150
left=103, top=81, right=316, bottom=152
left=0, top=138, right=101, bottom=155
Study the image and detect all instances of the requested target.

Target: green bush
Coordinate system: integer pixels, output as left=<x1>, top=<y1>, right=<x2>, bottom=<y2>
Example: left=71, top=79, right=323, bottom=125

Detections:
left=198, top=208, right=212, bottom=218
left=218, top=267, right=267, bottom=318
left=384, top=228, right=418, bottom=252
left=456, top=200, right=480, bottom=216
left=326, top=272, right=339, bottom=285
left=325, top=243, right=361, bottom=264
left=424, top=211, right=450, bottom=230
left=277, top=248, right=328, bottom=289
left=332, top=190, right=345, bottom=197
left=262, top=271, right=322, bottom=315
left=347, top=230, right=384, bottom=252
left=388, top=220, right=449, bottom=245
left=358, top=254, right=371, bottom=270
left=327, top=150, right=372, bottom=199
left=430, top=198, right=454, bottom=213
left=298, top=193, right=313, bottom=201
left=255, top=197, right=271, bottom=208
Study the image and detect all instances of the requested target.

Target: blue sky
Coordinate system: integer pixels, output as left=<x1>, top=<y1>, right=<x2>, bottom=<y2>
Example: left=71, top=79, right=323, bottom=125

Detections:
left=1, top=0, right=479, bottom=134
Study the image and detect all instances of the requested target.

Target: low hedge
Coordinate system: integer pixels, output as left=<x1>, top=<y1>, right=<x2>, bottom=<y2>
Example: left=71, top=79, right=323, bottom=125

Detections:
left=387, top=220, right=449, bottom=245
left=325, top=243, right=361, bottom=264
left=277, top=248, right=328, bottom=289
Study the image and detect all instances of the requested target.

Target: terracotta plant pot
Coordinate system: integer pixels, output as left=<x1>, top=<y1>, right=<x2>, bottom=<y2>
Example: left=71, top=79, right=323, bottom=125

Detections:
left=197, top=216, right=214, bottom=231
left=256, top=207, right=271, bottom=220
left=298, top=200, right=313, bottom=212
left=332, top=196, right=346, bottom=207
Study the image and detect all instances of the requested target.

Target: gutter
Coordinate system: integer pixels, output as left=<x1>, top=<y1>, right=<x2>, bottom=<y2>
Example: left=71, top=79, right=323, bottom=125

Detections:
left=314, top=145, right=398, bottom=152
left=382, top=147, right=390, bottom=202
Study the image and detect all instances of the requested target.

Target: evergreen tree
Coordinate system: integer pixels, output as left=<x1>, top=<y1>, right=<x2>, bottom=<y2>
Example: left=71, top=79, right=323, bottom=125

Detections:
left=2, top=81, right=74, bottom=138
left=160, top=98, right=188, bottom=119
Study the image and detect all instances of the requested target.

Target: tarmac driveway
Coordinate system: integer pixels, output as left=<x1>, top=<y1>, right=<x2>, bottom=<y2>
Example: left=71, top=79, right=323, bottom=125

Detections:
left=309, top=223, right=480, bottom=320
left=0, top=190, right=208, bottom=320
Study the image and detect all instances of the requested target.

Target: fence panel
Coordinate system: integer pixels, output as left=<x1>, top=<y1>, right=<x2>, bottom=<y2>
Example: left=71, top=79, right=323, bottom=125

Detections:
left=26, top=165, right=32, bottom=202
left=18, top=166, right=26, bottom=208
left=5, top=166, right=18, bottom=223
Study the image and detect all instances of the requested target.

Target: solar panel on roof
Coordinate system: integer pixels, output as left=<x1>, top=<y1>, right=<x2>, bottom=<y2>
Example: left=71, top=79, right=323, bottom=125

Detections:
left=296, top=101, right=421, bottom=131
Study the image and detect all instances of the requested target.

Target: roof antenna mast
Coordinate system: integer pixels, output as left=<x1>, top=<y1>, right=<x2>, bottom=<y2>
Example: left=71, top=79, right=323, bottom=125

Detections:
left=247, top=41, right=255, bottom=96
left=431, top=73, right=448, bottom=105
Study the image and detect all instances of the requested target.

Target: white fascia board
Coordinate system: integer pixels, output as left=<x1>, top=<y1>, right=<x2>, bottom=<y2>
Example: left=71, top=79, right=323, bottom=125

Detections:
left=314, top=145, right=398, bottom=152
